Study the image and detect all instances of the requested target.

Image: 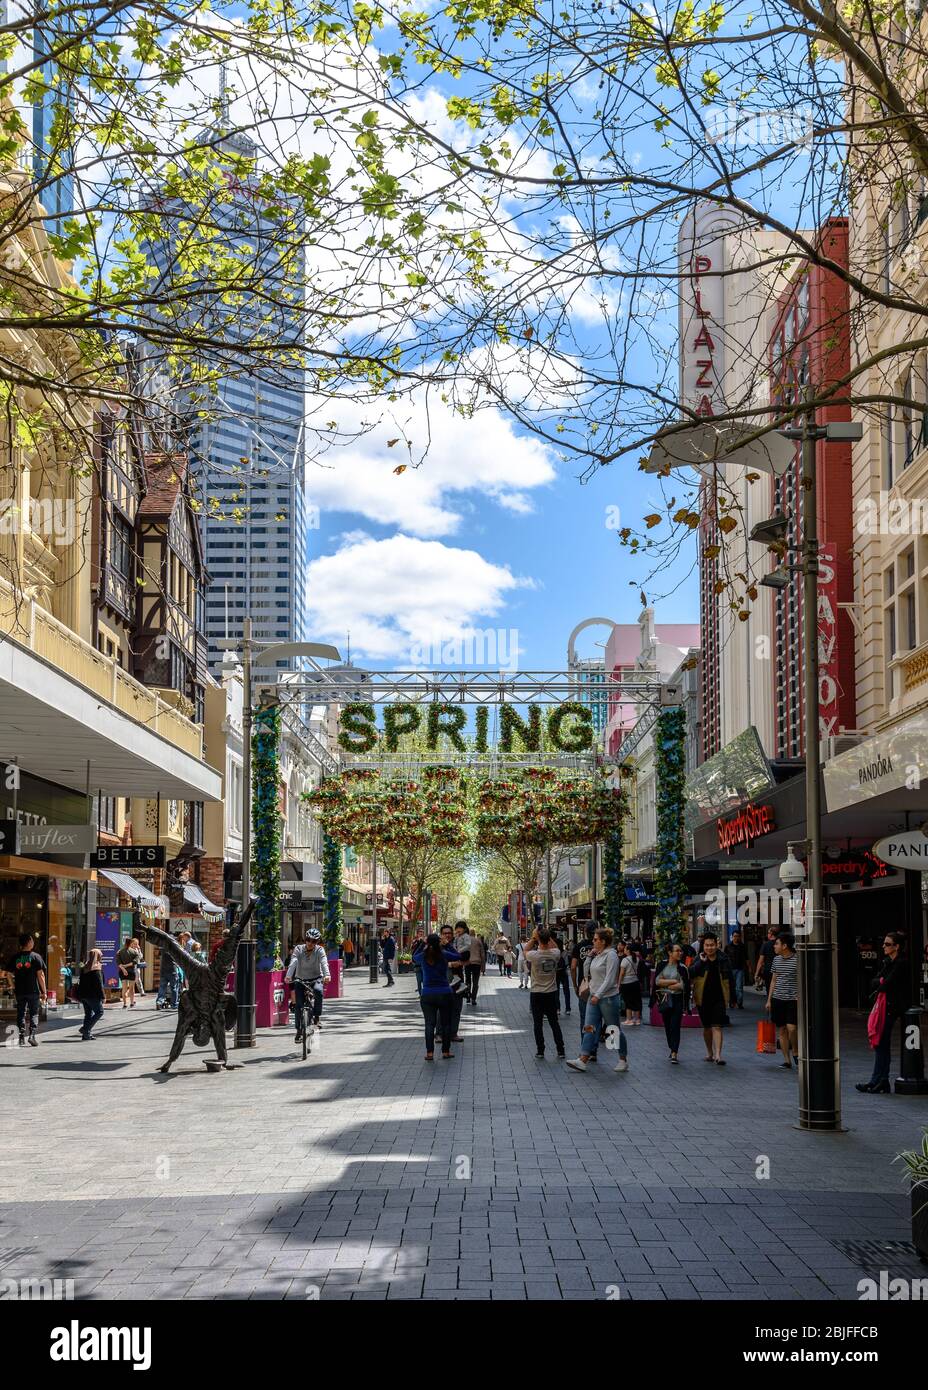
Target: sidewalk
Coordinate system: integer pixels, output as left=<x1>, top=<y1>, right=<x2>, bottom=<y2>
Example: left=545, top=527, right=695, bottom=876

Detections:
left=0, top=969, right=923, bottom=1299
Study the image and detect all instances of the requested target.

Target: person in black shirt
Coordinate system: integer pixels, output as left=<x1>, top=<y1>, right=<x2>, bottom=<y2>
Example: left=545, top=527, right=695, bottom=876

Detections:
left=754, top=927, right=778, bottom=993
left=2, top=932, right=47, bottom=1046
left=726, top=930, right=747, bottom=1009
left=570, top=924, right=597, bottom=1057
left=77, top=949, right=105, bottom=1040
left=690, top=934, right=734, bottom=1064
left=856, top=931, right=911, bottom=1094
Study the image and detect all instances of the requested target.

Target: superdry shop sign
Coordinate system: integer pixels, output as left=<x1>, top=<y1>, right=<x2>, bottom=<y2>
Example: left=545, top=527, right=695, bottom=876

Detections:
left=717, top=802, right=776, bottom=854
left=871, top=831, right=928, bottom=869
left=90, top=845, right=166, bottom=869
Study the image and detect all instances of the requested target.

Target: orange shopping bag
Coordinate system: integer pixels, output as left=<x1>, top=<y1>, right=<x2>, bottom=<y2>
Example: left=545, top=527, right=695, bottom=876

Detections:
left=755, top=1019, right=777, bottom=1054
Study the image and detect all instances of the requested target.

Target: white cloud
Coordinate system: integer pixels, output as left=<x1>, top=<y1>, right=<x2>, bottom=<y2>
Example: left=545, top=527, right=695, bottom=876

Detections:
left=305, top=388, right=556, bottom=536
left=306, top=532, right=533, bottom=661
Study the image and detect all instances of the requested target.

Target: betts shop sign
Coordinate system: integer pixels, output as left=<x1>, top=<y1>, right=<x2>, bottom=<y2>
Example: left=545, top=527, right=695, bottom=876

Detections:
left=717, top=802, right=776, bottom=854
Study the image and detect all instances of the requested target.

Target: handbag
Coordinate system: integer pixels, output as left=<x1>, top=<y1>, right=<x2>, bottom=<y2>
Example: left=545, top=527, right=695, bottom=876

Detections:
left=867, top=992, right=887, bottom=1049
left=657, top=991, right=675, bottom=1015
left=755, top=1019, right=777, bottom=1054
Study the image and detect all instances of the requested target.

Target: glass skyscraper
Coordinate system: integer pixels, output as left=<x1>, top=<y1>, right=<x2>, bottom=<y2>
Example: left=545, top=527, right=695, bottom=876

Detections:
left=145, top=127, right=308, bottom=673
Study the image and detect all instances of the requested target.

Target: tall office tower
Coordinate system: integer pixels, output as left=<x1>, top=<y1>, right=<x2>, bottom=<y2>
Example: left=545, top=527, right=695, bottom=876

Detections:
left=144, top=124, right=308, bottom=673
left=30, top=7, right=75, bottom=225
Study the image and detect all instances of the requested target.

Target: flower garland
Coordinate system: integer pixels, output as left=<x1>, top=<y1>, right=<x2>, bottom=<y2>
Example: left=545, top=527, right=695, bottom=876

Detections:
left=322, top=832, right=343, bottom=948
left=251, top=703, right=282, bottom=970
left=603, top=829, right=625, bottom=934
left=654, top=705, right=687, bottom=949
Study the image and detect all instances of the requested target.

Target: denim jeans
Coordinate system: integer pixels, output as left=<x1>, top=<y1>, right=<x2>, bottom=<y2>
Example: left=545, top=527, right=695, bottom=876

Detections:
left=732, top=968, right=745, bottom=1007
left=557, top=973, right=571, bottom=1012
left=383, top=958, right=394, bottom=984
left=578, top=993, right=597, bottom=1056
left=81, top=999, right=104, bottom=1037
left=580, top=994, right=626, bottom=1060
left=157, top=974, right=179, bottom=1008
left=413, top=965, right=423, bottom=997
left=465, top=964, right=482, bottom=1003
left=293, top=979, right=324, bottom=1033
left=869, top=1014, right=896, bottom=1086
left=16, top=993, right=39, bottom=1035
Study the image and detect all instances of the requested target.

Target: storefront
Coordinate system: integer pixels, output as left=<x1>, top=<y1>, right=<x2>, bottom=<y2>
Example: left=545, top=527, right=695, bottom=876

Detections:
left=0, top=771, right=96, bottom=1014
left=691, top=758, right=926, bottom=1007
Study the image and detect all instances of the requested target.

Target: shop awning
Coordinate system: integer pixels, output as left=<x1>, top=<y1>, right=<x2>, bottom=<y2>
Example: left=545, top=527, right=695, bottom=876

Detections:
left=182, top=883, right=225, bottom=918
left=98, top=869, right=165, bottom=910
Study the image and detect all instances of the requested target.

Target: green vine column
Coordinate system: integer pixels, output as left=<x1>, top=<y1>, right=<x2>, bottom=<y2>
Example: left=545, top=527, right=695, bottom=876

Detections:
left=322, top=833, right=344, bottom=950
left=252, top=703, right=282, bottom=971
left=654, top=706, right=687, bottom=950
left=603, top=828, right=625, bottom=935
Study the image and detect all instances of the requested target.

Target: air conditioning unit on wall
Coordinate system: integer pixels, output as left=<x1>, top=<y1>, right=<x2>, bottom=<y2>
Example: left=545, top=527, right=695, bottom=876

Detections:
left=821, top=732, right=865, bottom=760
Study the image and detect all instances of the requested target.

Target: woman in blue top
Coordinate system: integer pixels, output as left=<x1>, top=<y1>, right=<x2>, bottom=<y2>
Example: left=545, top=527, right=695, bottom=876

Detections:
left=412, top=933, right=461, bottom=1060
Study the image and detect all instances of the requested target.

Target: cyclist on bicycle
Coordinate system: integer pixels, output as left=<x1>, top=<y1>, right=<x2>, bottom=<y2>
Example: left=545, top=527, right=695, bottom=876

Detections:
left=285, top=929, right=331, bottom=1042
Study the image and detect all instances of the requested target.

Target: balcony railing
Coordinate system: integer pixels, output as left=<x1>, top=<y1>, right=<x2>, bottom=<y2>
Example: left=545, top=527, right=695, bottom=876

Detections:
left=902, top=642, right=928, bottom=694
left=0, top=577, right=203, bottom=759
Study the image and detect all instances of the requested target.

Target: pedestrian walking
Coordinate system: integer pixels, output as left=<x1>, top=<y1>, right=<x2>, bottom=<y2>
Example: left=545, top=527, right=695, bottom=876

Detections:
left=117, top=938, right=143, bottom=1009
left=380, top=929, right=396, bottom=987
left=856, top=931, right=910, bottom=1094
left=410, top=929, right=426, bottom=995
left=156, top=935, right=180, bottom=1010
left=618, top=941, right=643, bottom=1025
left=726, top=929, right=747, bottom=1008
left=524, top=927, right=566, bottom=1059
left=689, top=933, right=734, bottom=1065
left=764, top=931, right=799, bottom=1068
left=569, top=922, right=598, bottom=1059
left=286, top=928, right=331, bottom=1040
left=412, top=932, right=461, bottom=1059
left=553, top=934, right=571, bottom=1015
left=754, top=926, right=778, bottom=995
left=493, top=933, right=513, bottom=977
left=342, top=936, right=355, bottom=970
left=440, top=924, right=467, bottom=1041
left=461, top=922, right=484, bottom=1005
left=651, top=942, right=690, bottom=1062
left=77, top=948, right=105, bottom=1040
left=566, top=927, right=627, bottom=1073
left=516, top=937, right=531, bottom=989
left=2, top=931, right=47, bottom=1046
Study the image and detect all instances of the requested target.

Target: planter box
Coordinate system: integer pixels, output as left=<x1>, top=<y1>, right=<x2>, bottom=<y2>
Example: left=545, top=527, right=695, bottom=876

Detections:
left=323, top=958, right=343, bottom=999
left=255, top=970, right=289, bottom=1028
left=913, top=1181, right=928, bottom=1262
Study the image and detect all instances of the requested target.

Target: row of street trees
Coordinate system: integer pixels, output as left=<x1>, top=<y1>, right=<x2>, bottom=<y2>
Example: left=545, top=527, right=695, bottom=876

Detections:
left=2, top=2, right=925, bottom=612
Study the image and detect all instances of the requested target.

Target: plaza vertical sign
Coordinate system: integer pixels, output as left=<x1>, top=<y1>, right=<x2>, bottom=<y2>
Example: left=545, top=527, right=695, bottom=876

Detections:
left=678, top=206, right=738, bottom=419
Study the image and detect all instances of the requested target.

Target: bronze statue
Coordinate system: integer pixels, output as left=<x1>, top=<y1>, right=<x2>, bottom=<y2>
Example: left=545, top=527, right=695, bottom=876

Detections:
left=141, top=902, right=253, bottom=1073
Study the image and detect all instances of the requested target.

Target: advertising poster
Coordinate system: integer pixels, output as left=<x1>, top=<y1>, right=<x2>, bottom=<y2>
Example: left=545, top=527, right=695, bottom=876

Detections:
left=95, top=911, right=122, bottom=990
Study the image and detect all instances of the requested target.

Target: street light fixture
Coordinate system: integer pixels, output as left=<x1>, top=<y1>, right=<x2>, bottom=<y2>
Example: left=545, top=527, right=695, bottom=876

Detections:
left=217, top=620, right=340, bottom=1048
left=749, top=513, right=790, bottom=547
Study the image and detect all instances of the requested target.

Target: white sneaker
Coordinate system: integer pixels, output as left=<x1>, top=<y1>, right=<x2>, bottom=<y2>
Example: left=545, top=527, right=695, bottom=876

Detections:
left=614, top=1058, right=629, bottom=1073
left=565, top=1058, right=589, bottom=1073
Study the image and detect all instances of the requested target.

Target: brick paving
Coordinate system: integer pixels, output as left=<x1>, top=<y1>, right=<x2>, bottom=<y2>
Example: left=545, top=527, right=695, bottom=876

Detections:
left=0, top=969, right=924, bottom=1299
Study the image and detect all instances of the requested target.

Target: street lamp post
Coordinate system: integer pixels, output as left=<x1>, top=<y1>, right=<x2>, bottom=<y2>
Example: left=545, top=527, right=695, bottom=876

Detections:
left=217, top=627, right=340, bottom=1049
left=759, top=409, right=862, bottom=1132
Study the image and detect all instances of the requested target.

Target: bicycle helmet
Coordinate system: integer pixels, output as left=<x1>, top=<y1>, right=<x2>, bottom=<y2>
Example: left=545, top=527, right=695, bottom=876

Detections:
left=306, top=928, right=322, bottom=942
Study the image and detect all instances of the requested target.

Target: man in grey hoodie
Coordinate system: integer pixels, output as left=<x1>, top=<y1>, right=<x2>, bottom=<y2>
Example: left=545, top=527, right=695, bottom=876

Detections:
left=566, top=927, right=628, bottom=1074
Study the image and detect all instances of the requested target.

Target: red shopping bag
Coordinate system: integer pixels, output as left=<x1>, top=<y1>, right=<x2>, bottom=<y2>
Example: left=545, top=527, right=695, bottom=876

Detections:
left=755, top=1019, right=776, bottom=1054
left=867, top=993, right=887, bottom=1049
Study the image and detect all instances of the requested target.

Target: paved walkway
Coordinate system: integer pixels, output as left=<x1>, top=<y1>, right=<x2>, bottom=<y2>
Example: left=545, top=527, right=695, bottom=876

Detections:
left=0, top=970, right=924, bottom=1299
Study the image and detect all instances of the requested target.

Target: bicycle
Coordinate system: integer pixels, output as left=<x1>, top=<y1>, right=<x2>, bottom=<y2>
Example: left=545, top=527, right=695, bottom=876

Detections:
left=294, top=980, right=319, bottom=1059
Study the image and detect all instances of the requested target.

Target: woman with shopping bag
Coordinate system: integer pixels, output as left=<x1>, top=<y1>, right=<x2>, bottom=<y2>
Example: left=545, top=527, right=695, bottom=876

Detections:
left=857, top=932, right=910, bottom=1094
